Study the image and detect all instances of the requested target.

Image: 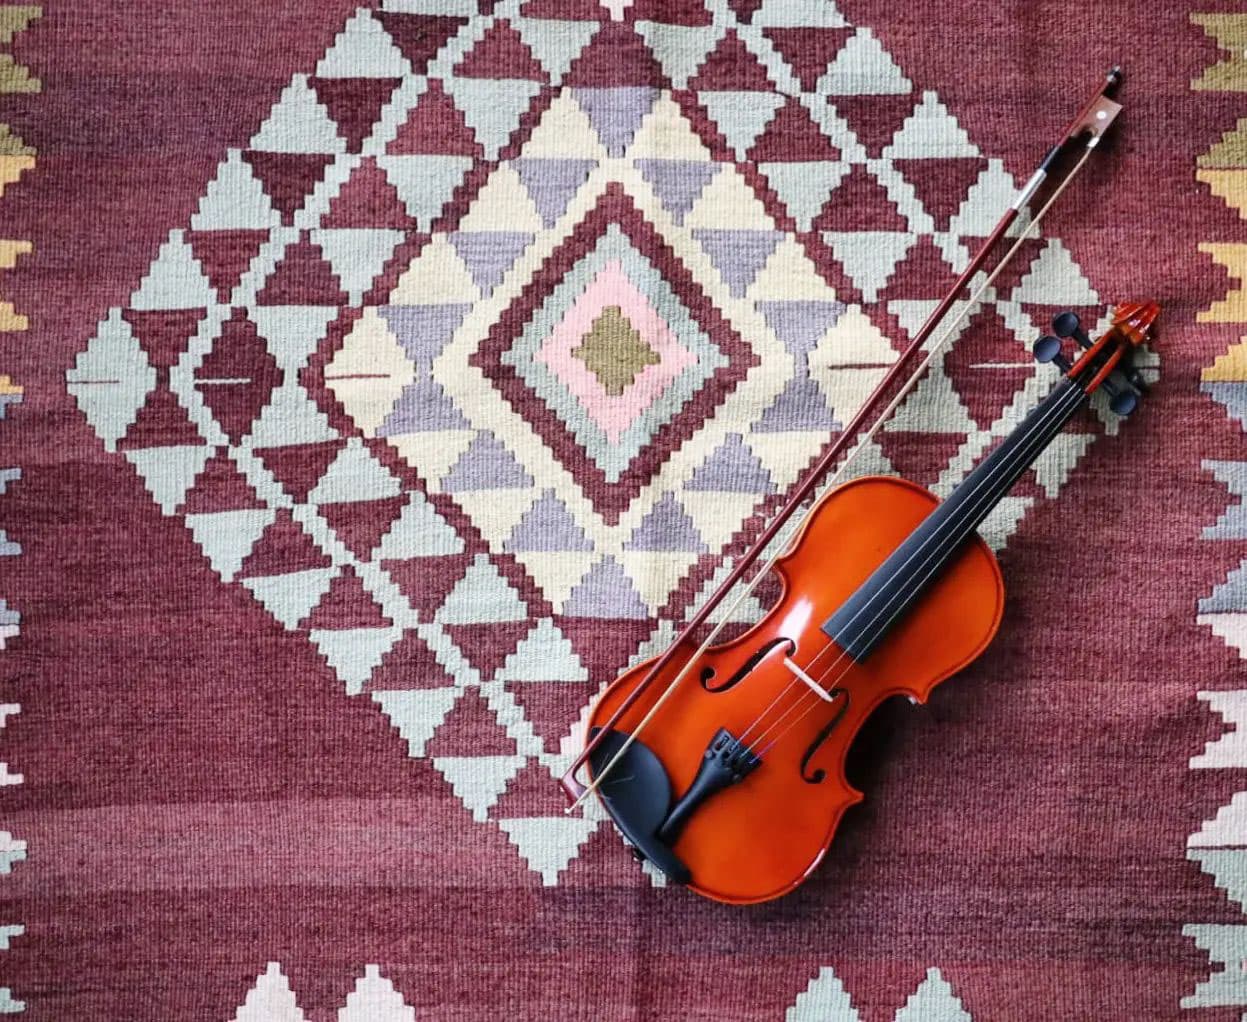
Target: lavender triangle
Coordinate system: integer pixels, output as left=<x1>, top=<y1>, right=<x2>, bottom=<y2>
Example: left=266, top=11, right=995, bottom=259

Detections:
left=691, top=229, right=781, bottom=297
left=379, top=304, right=470, bottom=371
left=563, top=556, right=649, bottom=619
left=686, top=433, right=773, bottom=492
left=635, top=159, right=717, bottom=225
left=756, top=300, right=845, bottom=363
left=506, top=489, right=592, bottom=552
left=625, top=493, right=706, bottom=552
left=379, top=376, right=469, bottom=435
left=755, top=375, right=839, bottom=433
left=512, top=158, right=596, bottom=228
left=441, top=433, right=535, bottom=491
left=449, top=232, right=533, bottom=295
left=573, top=86, right=658, bottom=158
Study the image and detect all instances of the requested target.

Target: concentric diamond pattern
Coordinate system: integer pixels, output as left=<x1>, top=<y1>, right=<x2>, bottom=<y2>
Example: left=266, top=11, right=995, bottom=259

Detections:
left=65, top=0, right=1120, bottom=885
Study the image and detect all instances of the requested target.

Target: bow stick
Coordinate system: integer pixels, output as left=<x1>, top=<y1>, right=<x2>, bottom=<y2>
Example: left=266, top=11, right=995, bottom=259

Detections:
left=562, top=68, right=1124, bottom=811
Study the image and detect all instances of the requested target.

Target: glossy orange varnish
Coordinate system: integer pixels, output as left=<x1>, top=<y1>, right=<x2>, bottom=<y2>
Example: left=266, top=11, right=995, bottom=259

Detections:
left=587, top=476, right=1005, bottom=904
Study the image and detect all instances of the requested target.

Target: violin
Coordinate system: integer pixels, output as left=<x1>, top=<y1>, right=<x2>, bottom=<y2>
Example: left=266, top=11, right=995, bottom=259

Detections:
left=556, top=70, right=1157, bottom=903
left=572, top=303, right=1159, bottom=904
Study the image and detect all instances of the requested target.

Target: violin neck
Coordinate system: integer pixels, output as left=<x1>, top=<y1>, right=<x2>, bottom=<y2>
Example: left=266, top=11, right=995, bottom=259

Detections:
left=822, top=377, right=1088, bottom=661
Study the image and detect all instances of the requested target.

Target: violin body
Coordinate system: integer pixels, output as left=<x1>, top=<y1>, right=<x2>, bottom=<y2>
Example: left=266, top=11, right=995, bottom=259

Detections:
left=587, top=475, right=1004, bottom=904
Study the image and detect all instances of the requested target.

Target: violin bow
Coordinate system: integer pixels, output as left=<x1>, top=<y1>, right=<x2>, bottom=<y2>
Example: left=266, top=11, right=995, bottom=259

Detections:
left=562, top=68, right=1125, bottom=811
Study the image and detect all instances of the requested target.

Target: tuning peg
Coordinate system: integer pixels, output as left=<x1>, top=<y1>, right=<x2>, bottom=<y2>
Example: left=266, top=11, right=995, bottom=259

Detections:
left=1033, top=334, right=1072, bottom=371
left=1100, top=377, right=1140, bottom=416
left=1051, top=311, right=1092, bottom=349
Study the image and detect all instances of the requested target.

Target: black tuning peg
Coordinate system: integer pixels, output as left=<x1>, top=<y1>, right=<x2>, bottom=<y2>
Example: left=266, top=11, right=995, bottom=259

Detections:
left=1051, top=311, right=1093, bottom=349
left=1100, top=373, right=1141, bottom=416
left=1033, top=334, right=1072, bottom=372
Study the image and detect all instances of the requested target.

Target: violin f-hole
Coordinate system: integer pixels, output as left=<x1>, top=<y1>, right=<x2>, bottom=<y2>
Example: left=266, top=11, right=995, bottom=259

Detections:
left=700, top=636, right=796, bottom=693
left=800, top=688, right=849, bottom=784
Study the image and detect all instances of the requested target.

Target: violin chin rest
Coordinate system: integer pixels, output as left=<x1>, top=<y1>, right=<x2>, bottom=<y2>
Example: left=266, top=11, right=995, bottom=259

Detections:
left=588, top=728, right=692, bottom=885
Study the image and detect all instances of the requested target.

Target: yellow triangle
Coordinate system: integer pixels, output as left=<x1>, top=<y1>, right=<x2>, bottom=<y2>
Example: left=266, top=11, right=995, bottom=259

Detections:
left=390, top=429, right=474, bottom=484
left=390, top=235, right=480, bottom=304
left=747, top=237, right=838, bottom=302
left=685, top=163, right=773, bottom=230
left=0, top=155, right=32, bottom=198
left=0, top=124, right=33, bottom=156
left=0, top=239, right=31, bottom=270
left=0, top=302, right=27, bottom=332
left=521, top=92, right=607, bottom=161
left=745, top=431, right=824, bottom=492
left=629, top=92, right=711, bottom=162
left=1200, top=119, right=1247, bottom=168
left=0, top=7, right=39, bottom=46
left=1204, top=338, right=1247, bottom=382
left=678, top=490, right=760, bottom=551
left=458, top=163, right=543, bottom=233
left=1199, top=170, right=1247, bottom=219
left=451, top=486, right=537, bottom=546
left=1200, top=243, right=1247, bottom=323
left=617, top=550, right=700, bottom=614
left=512, top=550, right=596, bottom=612
left=0, top=374, right=22, bottom=397
left=0, top=55, right=39, bottom=94
left=1192, top=14, right=1247, bottom=91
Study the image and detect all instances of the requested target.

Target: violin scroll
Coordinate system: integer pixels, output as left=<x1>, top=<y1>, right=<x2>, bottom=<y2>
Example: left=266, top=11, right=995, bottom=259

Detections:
left=1033, top=302, right=1159, bottom=415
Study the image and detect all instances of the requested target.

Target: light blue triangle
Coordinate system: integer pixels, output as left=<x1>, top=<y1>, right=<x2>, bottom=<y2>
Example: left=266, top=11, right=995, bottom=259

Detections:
left=375, top=491, right=465, bottom=559
left=635, top=22, right=724, bottom=90
left=125, top=444, right=213, bottom=515
left=310, top=625, right=402, bottom=695
left=759, top=161, right=850, bottom=231
left=496, top=617, right=588, bottom=682
left=511, top=16, right=597, bottom=85
left=191, top=149, right=280, bottom=230
left=696, top=90, right=784, bottom=158
left=248, top=381, right=339, bottom=448
left=243, top=567, right=337, bottom=630
left=1204, top=460, right=1247, bottom=539
left=376, top=154, right=473, bottom=231
left=1191, top=849, right=1247, bottom=912
left=436, top=553, right=528, bottom=624
left=372, top=686, right=459, bottom=758
left=66, top=310, right=157, bottom=452
left=184, top=507, right=277, bottom=582
left=308, top=438, right=401, bottom=504
left=786, top=966, right=860, bottom=1021
left=444, top=77, right=543, bottom=159
left=130, top=230, right=216, bottom=311
left=311, top=228, right=404, bottom=304
left=894, top=969, right=972, bottom=1022
left=250, top=305, right=338, bottom=371
left=1201, top=561, right=1247, bottom=614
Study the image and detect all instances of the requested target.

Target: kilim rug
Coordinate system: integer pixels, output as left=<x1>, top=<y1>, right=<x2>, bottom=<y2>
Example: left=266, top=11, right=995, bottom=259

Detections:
left=0, top=0, right=1242, bottom=1017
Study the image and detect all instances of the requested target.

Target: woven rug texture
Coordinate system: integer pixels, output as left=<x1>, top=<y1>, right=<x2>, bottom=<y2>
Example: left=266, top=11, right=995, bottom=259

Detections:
left=0, top=0, right=1243, bottom=1018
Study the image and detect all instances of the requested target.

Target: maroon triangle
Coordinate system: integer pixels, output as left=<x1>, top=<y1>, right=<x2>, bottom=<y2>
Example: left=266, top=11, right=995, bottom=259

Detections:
left=373, top=12, right=469, bottom=75
left=763, top=27, right=852, bottom=91
left=122, top=309, right=206, bottom=372
left=181, top=448, right=263, bottom=513
left=385, top=553, right=472, bottom=621
left=727, top=0, right=763, bottom=22
left=426, top=688, right=518, bottom=757
left=238, top=508, right=332, bottom=577
left=442, top=621, right=531, bottom=678
left=810, top=164, right=907, bottom=232
left=874, top=429, right=967, bottom=491
left=829, top=93, right=918, bottom=158
left=519, top=0, right=603, bottom=18
left=564, top=21, right=665, bottom=88
left=309, top=77, right=401, bottom=153
left=490, top=758, right=563, bottom=817
left=878, top=236, right=955, bottom=302
left=688, top=30, right=773, bottom=92
left=322, top=158, right=412, bottom=228
left=943, top=308, right=1035, bottom=430
left=118, top=389, right=205, bottom=451
left=387, top=79, right=482, bottom=157
left=629, top=0, right=711, bottom=25
left=241, top=151, right=335, bottom=223
left=256, top=234, right=348, bottom=306
left=318, top=495, right=408, bottom=561
left=554, top=616, right=650, bottom=677
left=454, top=20, right=547, bottom=82
left=369, top=629, right=457, bottom=690
left=508, top=681, right=596, bottom=754
left=894, top=156, right=989, bottom=231
left=192, top=311, right=281, bottom=444
left=185, top=229, right=269, bottom=301
left=255, top=440, right=346, bottom=503
left=302, top=567, right=392, bottom=630
left=747, top=97, right=838, bottom=162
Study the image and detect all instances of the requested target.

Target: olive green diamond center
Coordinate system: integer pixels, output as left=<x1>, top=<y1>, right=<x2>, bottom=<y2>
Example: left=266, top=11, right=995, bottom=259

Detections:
left=571, top=305, right=661, bottom=397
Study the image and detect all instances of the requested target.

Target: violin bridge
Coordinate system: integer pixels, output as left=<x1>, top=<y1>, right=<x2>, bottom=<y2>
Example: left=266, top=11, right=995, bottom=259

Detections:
left=783, top=657, right=833, bottom=702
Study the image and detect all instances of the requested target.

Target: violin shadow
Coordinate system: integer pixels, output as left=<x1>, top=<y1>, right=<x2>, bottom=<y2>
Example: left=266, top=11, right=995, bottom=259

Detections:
left=831, top=694, right=910, bottom=850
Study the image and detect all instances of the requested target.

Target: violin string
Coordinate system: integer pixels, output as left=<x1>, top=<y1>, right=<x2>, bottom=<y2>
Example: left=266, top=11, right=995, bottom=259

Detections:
left=740, top=381, right=1088, bottom=760
left=568, top=144, right=1097, bottom=813
left=730, top=379, right=1084, bottom=753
